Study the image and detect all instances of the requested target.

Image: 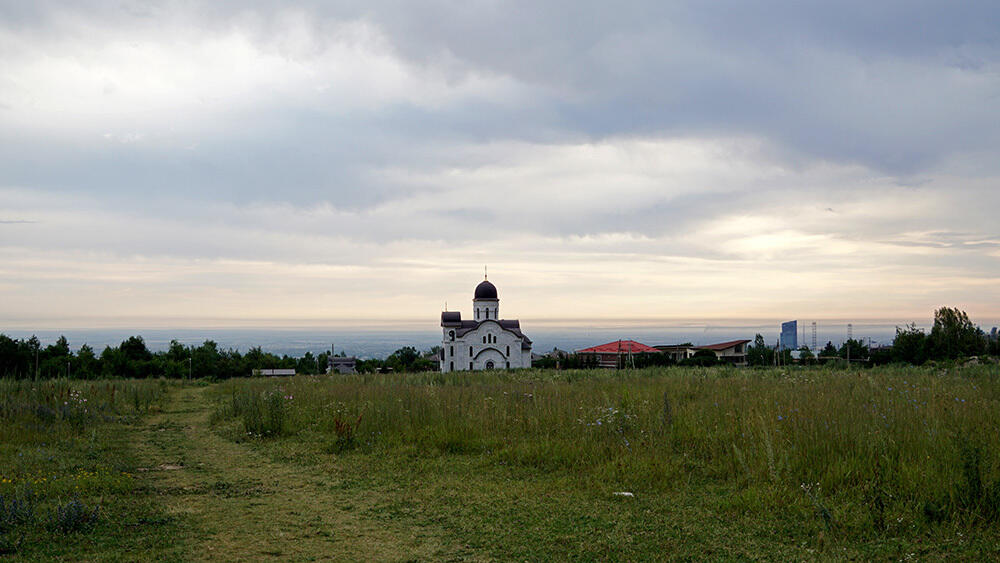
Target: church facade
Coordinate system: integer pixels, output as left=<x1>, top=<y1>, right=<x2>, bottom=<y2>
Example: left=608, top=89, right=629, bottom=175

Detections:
left=440, top=278, right=532, bottom=372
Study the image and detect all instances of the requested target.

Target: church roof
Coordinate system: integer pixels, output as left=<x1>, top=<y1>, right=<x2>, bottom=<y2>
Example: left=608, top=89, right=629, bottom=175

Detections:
left=440, top=312, right=532, bottom=348
left=474, top=279, right=498, bottom=299
left=441, top=311, right=462, bottom=326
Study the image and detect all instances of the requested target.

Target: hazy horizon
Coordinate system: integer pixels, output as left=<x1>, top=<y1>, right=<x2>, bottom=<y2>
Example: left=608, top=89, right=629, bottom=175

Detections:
left=6, top=314, right=998, bottom=359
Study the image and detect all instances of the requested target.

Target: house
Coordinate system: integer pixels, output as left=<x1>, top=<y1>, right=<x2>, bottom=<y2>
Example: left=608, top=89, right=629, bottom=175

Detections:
left=252, top=368, right=296, bottom=376
left=696, top=339, right=751, bottom=365
left=545, top=347, right=571, bottom=359
left=576, top=340, right=661, bottom=368
left=440, top=276, right=533, bottom=372
left=329, top=356, right=357, bottom=374
left=655, top=340, right=751, bottom=365
left=654, top=344, right=698, bottom=363
left=422, top=351, right=441, bottom=371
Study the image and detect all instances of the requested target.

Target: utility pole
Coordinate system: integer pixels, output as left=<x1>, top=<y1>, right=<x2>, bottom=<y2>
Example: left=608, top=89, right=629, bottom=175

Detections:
left=188, top=357, right=192, bottom=380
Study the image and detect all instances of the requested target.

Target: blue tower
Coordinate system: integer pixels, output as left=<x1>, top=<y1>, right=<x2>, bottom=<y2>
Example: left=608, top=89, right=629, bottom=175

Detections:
left=780, top=320, right=798, bottom=351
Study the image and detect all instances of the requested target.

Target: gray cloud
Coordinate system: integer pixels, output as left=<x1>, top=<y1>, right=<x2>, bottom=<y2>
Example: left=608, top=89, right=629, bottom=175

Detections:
left=1, top=1, right=999, bottom=323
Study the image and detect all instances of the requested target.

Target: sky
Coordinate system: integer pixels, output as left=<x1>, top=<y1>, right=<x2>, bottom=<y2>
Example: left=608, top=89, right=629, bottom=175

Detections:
left=1, top=1, right=999, bottom=330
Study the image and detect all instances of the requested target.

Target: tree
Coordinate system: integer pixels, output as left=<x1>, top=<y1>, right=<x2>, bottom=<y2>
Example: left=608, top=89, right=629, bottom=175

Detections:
left=680, top=349, right=719, bottom=367
left=892, top=323, right=928, bottom=365
left=28, top=336, right=41, bottom=378
left=317, top=352, right=330, bottom=374
left=120, top=336, right=152, bottom=363
left=746, top=334, right=774, bottom=367
left=166, top=340, right=188, bottom=363
left=838, top=339, right=869, bottom=362
left=819, top=341, right=838, bottom=362
left=296, top=351, right=318, bottom=375
left=797, top=346, right=815, bottom=365
left=634, top=351, right=672, bottom=368
left=100, top=345, right=127, bottom=377
left=41, top=335, right=73, bottom=378
left=386, top=346, right=420, bottom=372
left=47, top=335, right=70, bottom=358
left=929, top=307, right=986, bottom=360
left=160, top=340, right=191, bottom=378
left=76, top=344, right=99, bottom=379
left=192, top=340, right=221, bottom=379
left=0, top=334, right=33, bottom=378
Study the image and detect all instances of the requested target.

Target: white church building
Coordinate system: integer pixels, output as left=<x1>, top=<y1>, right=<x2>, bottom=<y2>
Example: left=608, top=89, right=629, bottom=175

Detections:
left=440, top=277, right=532, bottom=372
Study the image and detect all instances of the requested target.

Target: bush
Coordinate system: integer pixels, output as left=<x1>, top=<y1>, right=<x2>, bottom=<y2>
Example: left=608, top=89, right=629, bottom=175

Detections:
left=326, top=413, right=363, bottom=454
left=51, top=497, right=100, bottom=534
left=679, top=350, right=719, bottom=367
left=0, top=488, right=37, bottom=532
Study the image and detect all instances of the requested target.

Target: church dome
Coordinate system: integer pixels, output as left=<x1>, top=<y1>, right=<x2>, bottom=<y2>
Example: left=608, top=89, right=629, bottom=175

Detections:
left=474, top=279, right=498, bottom=299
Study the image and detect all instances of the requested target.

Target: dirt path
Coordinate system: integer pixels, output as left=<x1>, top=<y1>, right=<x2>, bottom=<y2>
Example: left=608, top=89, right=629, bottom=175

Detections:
left=132, top=385, right=462, bottom=562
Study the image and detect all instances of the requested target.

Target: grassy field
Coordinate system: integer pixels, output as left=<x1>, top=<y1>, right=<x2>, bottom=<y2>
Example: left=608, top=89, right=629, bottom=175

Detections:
left=3, top=365, right=1000, bottom=560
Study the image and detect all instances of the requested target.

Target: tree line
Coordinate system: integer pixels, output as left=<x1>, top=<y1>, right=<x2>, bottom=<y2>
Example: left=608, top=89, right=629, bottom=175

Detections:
left=0, top=335, right=334, bottom=380
left=0, top=334, right=448, bottom=380
left=2, top=306, right=995, bottom=379
left=742, top=306, right=999, bottom=367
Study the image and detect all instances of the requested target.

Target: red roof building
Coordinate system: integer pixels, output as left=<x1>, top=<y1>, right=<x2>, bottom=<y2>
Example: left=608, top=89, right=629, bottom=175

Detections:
left=576, top=340, right=661, bottom=368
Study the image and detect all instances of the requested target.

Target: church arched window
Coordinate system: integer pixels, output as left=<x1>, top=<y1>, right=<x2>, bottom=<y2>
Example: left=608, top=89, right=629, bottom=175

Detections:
left=449, top=330, right=455, bottom=341
left=469, top=346, right=473, bottom=356
left=482, top=336, right=487, bottom=344
left=449, top=361, right=454, bottom=371
left=485, top=308, right=489, bottom=319
left=506, top=345, right=510, bottom=356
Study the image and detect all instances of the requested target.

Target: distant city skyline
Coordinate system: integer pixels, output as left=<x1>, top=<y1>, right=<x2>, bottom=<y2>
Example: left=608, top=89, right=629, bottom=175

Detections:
left=2, top=2, right=999, bottom=327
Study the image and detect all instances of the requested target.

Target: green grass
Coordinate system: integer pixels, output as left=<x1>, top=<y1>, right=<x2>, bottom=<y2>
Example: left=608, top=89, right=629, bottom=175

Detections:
left=0, top=378, right=179, bottom=560
left=3, top=365, right=1000, bottom=560
left=209, top=364, right=1000, bottom=560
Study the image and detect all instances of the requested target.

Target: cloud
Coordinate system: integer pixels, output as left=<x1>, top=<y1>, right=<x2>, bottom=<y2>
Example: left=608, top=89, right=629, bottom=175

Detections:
left=1, top=1, right=999, bottom=326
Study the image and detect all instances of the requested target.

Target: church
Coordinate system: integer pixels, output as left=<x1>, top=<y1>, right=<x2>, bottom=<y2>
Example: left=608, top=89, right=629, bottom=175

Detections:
left=440, top=277, right=532, bottom=372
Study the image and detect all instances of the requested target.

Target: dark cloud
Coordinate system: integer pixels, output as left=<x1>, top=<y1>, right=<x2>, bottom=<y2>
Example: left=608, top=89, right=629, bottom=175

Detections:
left=2, top=1, right=999, bottom=271
left=4, top=1, right=998, bottom=175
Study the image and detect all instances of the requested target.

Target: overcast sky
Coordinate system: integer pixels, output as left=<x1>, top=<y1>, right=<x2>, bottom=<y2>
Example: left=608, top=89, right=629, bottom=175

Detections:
left=2, top=1, right=999, bottom=328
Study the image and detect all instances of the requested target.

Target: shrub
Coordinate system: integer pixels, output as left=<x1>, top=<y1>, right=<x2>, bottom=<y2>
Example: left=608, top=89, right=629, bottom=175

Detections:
left=0, top=488, right=37, bottom=531
left=327, top=413, right=362, bottom=454
left=51, top=497, right=100, bottom=534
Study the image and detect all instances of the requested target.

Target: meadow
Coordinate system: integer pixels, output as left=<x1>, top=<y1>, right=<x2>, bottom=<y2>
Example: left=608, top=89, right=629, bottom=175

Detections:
left=3, top=365, right=1000, bottom=560
left=0, top=378, right=176, bottom=559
